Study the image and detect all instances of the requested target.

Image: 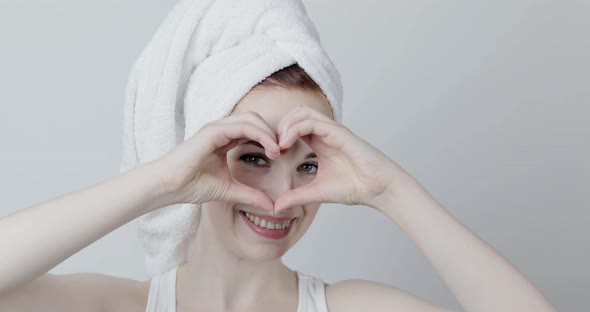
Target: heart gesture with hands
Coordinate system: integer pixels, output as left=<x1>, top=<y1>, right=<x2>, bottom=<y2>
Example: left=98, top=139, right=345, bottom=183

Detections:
left=273, top=106, right=412, bottom=214
left=152, top=105, right=414, bottom=217
left=153, top=111, right=282, bottom=213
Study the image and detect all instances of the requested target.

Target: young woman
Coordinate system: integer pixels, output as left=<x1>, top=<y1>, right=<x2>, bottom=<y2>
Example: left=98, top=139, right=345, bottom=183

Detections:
left=0, top=64, right=557, bottom=312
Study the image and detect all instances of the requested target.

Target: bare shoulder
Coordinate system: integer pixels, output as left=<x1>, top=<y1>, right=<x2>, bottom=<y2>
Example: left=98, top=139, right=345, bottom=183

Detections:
left=98, top=273, right=150, bottom=312
left=50, top=272, right=150, bottom=312
left=55, top=272, right=149, bottom=312
left=325, top=279, right=460, bottom=312
left=0, top=272, right=149, bottom=312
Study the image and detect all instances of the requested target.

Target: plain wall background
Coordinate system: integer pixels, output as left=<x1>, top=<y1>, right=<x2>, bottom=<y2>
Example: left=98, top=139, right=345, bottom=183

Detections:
left=1, top=0, right=587, bottom=310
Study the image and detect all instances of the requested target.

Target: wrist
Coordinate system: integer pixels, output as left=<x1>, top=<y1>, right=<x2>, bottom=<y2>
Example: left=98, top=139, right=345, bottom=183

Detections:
left=367, top=184, right=397, bottom=213
left=368, top=174, right=421, bottom=217
left=134, top=161, right=179, bottom=212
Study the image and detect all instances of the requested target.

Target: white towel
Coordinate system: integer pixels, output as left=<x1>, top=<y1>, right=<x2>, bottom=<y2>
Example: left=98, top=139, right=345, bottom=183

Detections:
left=119, top=0, right=343, bottom=278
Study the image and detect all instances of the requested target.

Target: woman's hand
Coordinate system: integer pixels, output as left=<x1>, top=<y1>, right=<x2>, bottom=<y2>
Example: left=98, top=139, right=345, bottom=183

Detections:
left=274, top=106, right=414, bottom=213
left=151, top=112, right=282, bottom=212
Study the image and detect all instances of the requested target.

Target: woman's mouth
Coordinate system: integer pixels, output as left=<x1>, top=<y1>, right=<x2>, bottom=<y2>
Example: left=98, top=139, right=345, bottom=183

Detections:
left=239, top=210, right=297, bottom=239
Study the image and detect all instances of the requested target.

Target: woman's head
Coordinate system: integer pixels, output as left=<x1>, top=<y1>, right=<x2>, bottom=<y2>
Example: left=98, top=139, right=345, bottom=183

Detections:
left=197, top=64, right=334, bottom=261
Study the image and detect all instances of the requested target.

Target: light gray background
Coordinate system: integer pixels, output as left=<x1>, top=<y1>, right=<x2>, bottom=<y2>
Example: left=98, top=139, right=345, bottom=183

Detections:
left=0, top=1, right=587, bottom=311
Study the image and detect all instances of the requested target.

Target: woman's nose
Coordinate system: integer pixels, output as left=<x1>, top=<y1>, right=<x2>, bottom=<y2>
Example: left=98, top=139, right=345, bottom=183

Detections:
left=262, top=165, right=297, bottom=204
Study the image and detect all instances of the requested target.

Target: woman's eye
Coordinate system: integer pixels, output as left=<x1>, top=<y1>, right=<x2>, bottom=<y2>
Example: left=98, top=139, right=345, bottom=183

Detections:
left=298, top=162, right=318, bottom=174
left=239, top=154, right=268, bottom=167
left=238, top=153, right=318, bottom=174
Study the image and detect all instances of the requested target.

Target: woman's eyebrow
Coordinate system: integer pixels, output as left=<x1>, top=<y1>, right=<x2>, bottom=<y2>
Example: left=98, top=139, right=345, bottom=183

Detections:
left=305, top=152, right=317, bottom=159
left=242, top=140, right=316, bottom=159
left=242, top=140, right=265, bottom=148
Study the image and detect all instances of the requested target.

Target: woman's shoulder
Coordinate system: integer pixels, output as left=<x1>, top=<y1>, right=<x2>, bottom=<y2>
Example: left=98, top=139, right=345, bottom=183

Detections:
left=102, top=272, right=459, bottom=312
left=325, top=279, right=457, bottom=312
left=88, top=273, right=149, bottom=312
left=114, top=277, right=151, bottom=312
left=0, top=272, right=150, bottom=312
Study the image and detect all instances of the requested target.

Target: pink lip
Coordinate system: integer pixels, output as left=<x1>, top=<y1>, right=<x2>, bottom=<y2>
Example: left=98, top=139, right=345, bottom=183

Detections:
left=239, top=210, right=296, bottom=240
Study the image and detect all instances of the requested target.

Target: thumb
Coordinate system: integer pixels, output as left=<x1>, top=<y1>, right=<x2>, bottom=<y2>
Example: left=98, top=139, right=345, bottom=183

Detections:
left=274, top=182, right=324, bottom=213
left=224, top=180, right=275, bottom=213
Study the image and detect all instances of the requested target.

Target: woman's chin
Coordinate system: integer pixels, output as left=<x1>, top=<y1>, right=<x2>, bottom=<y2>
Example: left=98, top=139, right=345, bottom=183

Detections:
left=238, top=229, right=292, bottom=259
left=242, top=243, right=288, bottom=262
left=236, top=227, right=292, bottom=260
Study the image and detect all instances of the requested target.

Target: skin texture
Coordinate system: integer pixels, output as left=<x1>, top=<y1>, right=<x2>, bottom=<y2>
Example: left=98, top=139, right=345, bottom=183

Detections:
left=174, top=86, right=334, bottom=311
left=0, top=85, right=558, bottom=312
left=168, top=86, right=558, bottom=312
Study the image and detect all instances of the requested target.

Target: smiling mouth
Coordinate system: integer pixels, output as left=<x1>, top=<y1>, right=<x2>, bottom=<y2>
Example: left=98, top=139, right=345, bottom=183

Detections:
left=239, top=210, right=297, bottom=230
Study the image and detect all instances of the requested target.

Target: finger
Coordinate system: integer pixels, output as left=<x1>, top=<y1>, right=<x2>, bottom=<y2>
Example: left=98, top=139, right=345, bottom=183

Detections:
left=204, top=123, right=281, bottom=158
left=225, top=180, right=275, bottom=212
left=277, top=106, right=335, bottom=140
left=215, top=134, right=271, bottom=156
left=299, top=134, right=312, bottom=147
left=274, top=181, right=324, bottom=213
left=215, top=138, right=244, bottom=155
left=216, top=112, right=281, bottom=158
left=219, top=111, right=278, bottom=143
left=217, top=135, right=272, bottom=155
left=279, top=119, right=336, bottom=149
left=225, top=123, right=280, bottom=159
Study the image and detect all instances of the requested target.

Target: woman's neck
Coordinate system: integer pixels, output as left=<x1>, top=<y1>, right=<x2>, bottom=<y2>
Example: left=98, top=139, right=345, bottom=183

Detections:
left=175, top=224, right=298, bottom=311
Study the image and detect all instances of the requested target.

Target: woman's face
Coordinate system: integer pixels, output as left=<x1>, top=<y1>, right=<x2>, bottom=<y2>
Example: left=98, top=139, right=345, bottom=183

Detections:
left=200, top=86, right=333, bottom=261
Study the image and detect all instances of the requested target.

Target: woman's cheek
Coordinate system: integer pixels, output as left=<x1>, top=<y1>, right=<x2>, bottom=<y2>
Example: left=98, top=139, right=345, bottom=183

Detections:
left=229, top=164, right=265, bottom=187
left=293, top=172, right=317, bottom=189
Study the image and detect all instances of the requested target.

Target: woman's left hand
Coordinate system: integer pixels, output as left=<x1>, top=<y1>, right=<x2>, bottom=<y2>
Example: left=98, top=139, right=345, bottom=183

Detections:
left=273, top=106, right=414, bottom=214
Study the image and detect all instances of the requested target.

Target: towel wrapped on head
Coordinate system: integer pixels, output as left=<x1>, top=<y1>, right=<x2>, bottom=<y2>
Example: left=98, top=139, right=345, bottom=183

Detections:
left=119, top=0, right=343, bottom=278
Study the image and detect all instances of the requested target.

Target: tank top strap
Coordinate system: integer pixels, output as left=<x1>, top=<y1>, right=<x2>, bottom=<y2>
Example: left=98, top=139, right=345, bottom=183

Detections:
left=296, top=270, right=329, bottom=312
left=145, top=266, right=178, bottom=312
left=145, top=267, right=327, bottom=312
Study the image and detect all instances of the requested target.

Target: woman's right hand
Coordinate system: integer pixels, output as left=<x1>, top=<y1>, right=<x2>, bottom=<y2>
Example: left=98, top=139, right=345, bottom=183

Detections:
left=151, top=111, right=281, bottom=212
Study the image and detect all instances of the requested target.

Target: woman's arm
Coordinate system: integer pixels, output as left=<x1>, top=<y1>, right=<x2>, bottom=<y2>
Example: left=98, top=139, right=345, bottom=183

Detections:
left=369, top=176, right=558, bottom=312
left=0, top=111, right=284, bottom=297
left=269, top=105, right=558, bottom=311
left=0, top=161, right=171, bottom=294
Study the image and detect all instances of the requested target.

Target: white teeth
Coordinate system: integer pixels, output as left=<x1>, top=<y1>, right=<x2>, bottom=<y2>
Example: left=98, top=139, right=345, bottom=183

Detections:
left=243, top=211, right=292, bottom=230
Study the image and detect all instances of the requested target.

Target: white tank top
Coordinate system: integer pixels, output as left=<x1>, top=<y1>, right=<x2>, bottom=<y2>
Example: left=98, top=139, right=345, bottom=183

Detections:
left=145, top=266, right=329, bottom=312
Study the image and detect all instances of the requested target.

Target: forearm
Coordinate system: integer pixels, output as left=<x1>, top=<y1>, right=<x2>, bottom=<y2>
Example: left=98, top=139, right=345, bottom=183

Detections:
left=0, top=161, right=172, bottom=294
left=375, top=177, right=557, bottom=312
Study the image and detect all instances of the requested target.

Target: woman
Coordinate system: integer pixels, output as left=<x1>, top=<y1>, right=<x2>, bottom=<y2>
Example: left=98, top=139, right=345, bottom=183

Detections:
left=0, top=64, right=557, bottom=312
